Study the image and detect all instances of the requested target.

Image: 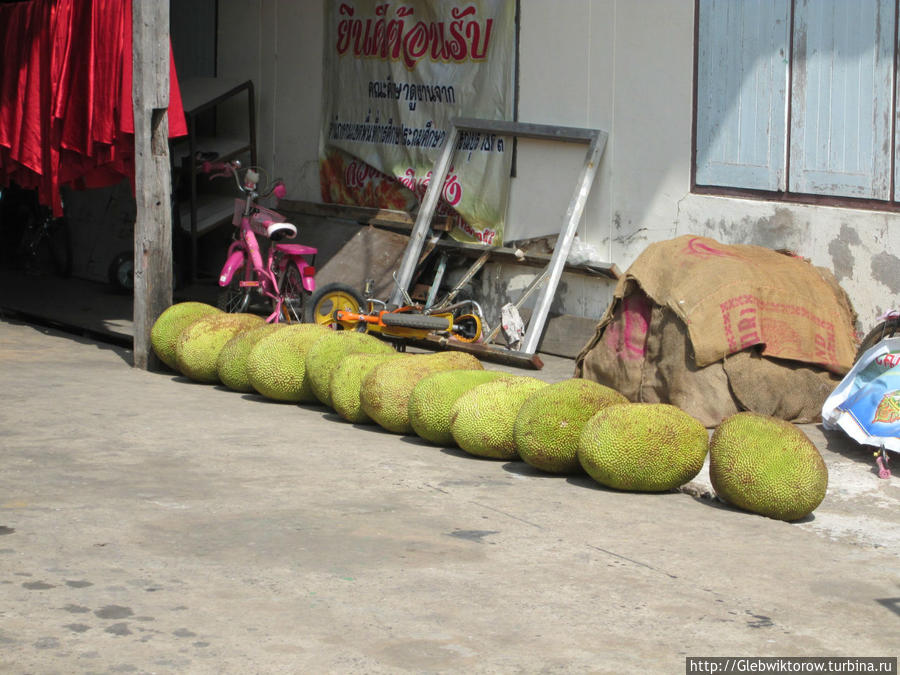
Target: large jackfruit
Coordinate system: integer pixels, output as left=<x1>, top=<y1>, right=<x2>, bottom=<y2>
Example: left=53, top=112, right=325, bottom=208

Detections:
left=514, top=378, right=628, bottom=474
left=174, top=313, right=264, bottom=383
left=449, top=377, right=548, bottom=459
left=331, top=352, right=405, bottom=424
left=709, top=412, right=828, bottom=521
left=577, top=403, right=708, bottom=491
left=216, top=323, right=285, bottom=392
left=361, top=351, right=483, bottom=433
left=408, top=369, right=512, bottom=446
left=246, top=323, right=331, bottom=402
left=306, top=331, right=395, bottom=407
left=150, top=301, right=222, bottom=371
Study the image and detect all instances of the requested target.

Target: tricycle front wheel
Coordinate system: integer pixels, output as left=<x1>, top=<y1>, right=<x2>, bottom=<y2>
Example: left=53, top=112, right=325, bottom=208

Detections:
left=304, top=282, right=365, bottom=330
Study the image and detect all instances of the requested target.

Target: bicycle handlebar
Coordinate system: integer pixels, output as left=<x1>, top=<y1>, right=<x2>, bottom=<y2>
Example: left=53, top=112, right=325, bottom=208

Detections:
left=200, top=160, right=285, bottom=200
left=201, top=160, right=235, bottom=177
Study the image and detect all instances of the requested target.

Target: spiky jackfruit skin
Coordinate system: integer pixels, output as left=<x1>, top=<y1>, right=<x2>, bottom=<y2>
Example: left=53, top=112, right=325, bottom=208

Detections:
left=306, top=331, right=395, bottom=407
left=577, top=403, right=708, bottom=492
left=408, top=370, right=512, bottom=445
left=514, top=378, right=629, bottom=474
left=449, top=377, right=548, bottom=459
left=151, top=302, right=222, bottom=371
left=174, top=313, right=264, bottom=383
left=331, top=352, right=405, bottom=424
left=216, top=323, right=286, bottom=392
left=709, top=412, right=828, bottom=521
left=246, top=324, right=331, bottom=402
left=361, top=351, right=483, bottom=433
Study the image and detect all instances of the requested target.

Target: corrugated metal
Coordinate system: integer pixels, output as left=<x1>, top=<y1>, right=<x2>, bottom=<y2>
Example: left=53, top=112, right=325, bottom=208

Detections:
left=696, top=0, right=790, bottom=191
left=789, top=0, right=894, bottom=199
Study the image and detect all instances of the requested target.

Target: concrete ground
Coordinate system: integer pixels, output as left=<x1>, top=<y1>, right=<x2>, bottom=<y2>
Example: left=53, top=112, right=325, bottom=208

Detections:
left=0, top=316, right=898, bottom=674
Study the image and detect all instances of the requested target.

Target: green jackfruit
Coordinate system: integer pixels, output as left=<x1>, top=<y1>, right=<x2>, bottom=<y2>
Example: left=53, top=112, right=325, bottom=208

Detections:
left=331, top=352, right=405, bottom=424
left=577, top=403, right=708, bottom=492
left=306, top=331, right=395, bottom=407
left=408, top=370, right=512, bottom=445
left=174, top=313, right=263, bottom=383
left=449, top=377, right=548, bottom=459
left=709, top=412, right=828, bottom=521
left=216, top=323, right=286, bottom=392
left=514, top=378, right=628, bottom=474
left=361, top=351, right=483, bottom=433
left=246, top=323, right=331, bottom=402
left=150, top=301, right=222, bottom=371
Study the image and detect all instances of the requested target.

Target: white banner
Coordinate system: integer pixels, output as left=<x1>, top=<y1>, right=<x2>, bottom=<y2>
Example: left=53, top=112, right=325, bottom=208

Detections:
left=319, top=0, right=517, bottom=245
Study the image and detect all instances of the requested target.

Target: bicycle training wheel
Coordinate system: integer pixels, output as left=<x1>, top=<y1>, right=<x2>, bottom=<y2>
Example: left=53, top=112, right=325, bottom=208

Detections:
left=107, top=251, right=133, bottom=293
left=217, top=260, right=253, bottom=314
left=304, top=282, right=365, bottom=330
left=856, top=318, right=900, bottom=361
left=279, top=264, right=307, bottom=323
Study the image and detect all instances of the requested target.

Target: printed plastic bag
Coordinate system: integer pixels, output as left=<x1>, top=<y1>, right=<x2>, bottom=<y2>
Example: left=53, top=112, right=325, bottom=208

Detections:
left=822, top=336, right=900, bottom=477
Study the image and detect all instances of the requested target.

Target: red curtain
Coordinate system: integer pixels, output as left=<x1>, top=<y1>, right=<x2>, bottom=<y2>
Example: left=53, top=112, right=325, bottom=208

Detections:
left=0, top=0, right=186, bottom=216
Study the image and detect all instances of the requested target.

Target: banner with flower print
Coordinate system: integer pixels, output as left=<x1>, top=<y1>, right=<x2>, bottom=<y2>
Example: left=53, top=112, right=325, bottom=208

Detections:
left=319, top=0, right=516, bottom=245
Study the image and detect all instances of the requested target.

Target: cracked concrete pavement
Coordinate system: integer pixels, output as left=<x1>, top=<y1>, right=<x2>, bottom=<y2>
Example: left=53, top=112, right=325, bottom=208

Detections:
left=0, top=317, right=897, bottom=673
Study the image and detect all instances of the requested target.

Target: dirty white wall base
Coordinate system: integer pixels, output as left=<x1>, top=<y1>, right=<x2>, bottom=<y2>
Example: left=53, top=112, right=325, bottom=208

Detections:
left=216, top=1, right=895, bottom=338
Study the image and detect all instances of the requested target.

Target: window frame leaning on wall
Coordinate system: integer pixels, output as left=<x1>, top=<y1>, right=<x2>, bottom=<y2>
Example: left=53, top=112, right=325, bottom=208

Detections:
left=692, top=0, right=900, bottom=211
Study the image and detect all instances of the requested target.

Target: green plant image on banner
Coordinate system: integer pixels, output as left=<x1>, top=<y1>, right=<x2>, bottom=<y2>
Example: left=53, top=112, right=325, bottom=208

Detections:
left=319, top=0, right=516, bottom=246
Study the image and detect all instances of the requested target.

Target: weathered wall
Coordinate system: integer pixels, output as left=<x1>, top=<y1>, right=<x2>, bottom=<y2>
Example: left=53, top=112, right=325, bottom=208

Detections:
left=676, top=194, right=900, bottom=324
left=216, top=0, right=897, bottom=334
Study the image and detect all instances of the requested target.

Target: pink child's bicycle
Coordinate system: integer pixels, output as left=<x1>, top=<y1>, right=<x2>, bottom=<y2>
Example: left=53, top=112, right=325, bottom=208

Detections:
left=204, top=160, right=317, bottom=323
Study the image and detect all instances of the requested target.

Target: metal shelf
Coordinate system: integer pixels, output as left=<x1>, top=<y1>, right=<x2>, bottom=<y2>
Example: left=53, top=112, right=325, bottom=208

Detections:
left=175, top=78, right=256, bottom=281
left=177, top=193, right=235, bottom=236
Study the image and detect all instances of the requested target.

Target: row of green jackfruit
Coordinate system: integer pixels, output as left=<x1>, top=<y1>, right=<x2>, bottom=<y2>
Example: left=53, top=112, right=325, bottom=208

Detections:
left=150, top=301, right=829, bottom=523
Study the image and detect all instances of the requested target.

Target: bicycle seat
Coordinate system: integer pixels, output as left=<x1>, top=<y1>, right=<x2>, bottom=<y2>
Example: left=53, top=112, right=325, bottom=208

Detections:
left=275, top=243, right=318, bottom=256
left=267, top=222, right=297, bottom=241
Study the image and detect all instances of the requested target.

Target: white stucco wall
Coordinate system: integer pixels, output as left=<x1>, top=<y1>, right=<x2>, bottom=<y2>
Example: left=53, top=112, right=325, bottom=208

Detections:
left=216, top=0, right=899, bottom=333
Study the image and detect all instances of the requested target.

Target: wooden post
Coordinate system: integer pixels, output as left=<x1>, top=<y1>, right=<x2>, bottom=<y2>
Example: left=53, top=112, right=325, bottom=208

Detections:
left=132, top=2, right=173, bottom=370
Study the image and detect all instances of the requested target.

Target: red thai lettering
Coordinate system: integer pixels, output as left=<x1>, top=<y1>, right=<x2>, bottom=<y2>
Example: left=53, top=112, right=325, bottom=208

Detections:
left=427, top=23, right=449, bottom=61
left=382, top=19, right=404, bottom=59
left=335, top=4, right=496, bottom=69
left=467, top=17, right=492, bottom=59
left=396, top=167, right=463, bottom=206
left=345, top=160, right=380, bottom=189
left=442, top=174, right=462, bottom=206
left=447, top=20, right=468, bottom=60
left=876, top=353, right=900, bottom=368
left=402, top=21, right=429, bottom=69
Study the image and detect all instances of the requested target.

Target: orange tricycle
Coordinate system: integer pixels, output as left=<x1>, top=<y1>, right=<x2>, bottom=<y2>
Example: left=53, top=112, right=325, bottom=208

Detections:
left=305, top=278, right=484, bottom=345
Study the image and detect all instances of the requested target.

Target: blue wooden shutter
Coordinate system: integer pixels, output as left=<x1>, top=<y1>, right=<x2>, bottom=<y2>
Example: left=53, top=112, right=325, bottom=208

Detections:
left=790, top=0, right=895, bottom=199
left=696, top=0, right=790, bottom=191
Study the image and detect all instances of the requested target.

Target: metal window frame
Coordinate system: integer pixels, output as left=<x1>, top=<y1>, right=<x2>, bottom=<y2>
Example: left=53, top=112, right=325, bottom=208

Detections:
left=389, top=116, right=608, bottom=360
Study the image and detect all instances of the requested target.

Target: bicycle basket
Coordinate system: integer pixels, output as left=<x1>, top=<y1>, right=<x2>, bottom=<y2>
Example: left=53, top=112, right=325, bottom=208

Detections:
left=232, top=200, right=285, bottom=239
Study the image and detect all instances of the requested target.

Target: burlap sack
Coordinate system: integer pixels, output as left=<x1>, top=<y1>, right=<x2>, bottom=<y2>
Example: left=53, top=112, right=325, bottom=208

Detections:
left=574, top=236, right=853, bottom=427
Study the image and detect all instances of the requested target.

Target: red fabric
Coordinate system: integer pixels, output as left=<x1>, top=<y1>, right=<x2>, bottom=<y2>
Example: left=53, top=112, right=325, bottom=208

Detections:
left=0, top=0, right=186, bottom=216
